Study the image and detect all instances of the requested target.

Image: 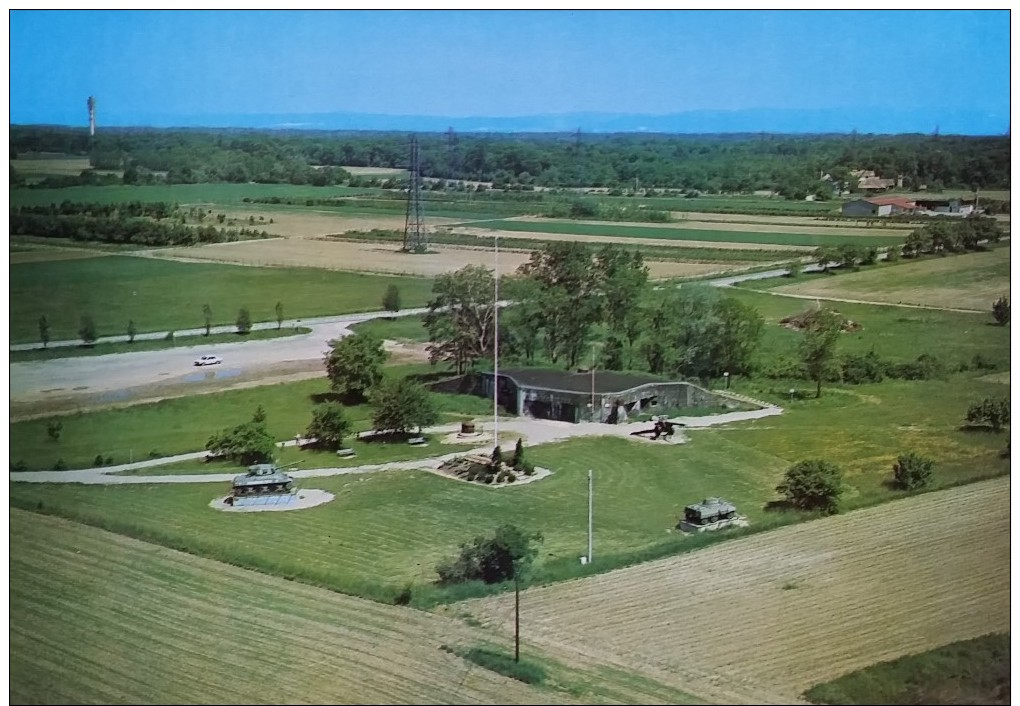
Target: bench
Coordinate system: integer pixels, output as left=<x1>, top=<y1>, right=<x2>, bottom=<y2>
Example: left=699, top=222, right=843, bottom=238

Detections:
left=336, top=448, right=356, bottom=458
left=407, top=436, right=428, bottom=446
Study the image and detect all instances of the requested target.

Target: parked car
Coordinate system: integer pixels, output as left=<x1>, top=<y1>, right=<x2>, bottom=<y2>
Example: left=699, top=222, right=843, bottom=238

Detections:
left=194, top=354, right=223, bottom=366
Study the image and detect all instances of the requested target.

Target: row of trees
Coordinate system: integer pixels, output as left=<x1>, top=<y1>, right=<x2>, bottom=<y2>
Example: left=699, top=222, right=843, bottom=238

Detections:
left=10, top=212, right=270, bottom=246
left=11, top=125, right=1010, bottom=191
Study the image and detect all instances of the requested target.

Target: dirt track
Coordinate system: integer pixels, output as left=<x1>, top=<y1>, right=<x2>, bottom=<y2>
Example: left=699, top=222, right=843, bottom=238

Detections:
left=457, top=476, right=1011, bottom=704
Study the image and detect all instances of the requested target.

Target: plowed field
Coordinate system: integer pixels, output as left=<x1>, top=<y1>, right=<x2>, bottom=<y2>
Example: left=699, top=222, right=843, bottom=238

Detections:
left=458, top=477, right=1011, bottom=704
left=9, top=510, right=698, bottom=705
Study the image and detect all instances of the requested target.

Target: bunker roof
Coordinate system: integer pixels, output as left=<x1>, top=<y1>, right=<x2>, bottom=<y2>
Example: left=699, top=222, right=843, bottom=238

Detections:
left=485, top=368, right=670, bottom=395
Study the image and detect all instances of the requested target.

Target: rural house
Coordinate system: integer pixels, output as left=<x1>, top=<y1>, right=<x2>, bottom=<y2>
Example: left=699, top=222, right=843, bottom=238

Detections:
left=841, top=196, right=917, bottom=217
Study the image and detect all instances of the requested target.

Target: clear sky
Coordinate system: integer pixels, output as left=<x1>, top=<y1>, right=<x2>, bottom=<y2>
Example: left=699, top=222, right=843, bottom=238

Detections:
left=7, top=9, right=1012, bottom=132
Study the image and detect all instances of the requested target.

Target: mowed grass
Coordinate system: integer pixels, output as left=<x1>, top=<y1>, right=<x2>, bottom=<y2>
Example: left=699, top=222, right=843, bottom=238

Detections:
left=465, top=218, right=904, bottom=247
left=10, top=510, right=701, bottom=705
left=351, top=314, right=430, bottom=341
left=9, top=371, right=491, bottom=471
left=10, top=368, right=1010, bottom=607
left=804, top=632, right=1009, bottom=705
left=9, top=255, right=435, bottom=343
left=763, top=247, right=1011, bottom=311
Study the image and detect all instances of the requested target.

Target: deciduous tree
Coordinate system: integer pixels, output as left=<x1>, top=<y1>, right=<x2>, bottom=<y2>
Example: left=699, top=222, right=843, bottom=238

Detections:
left=236, top=307, right=252, bottom=334
left=424, top=265, right=496, bottom=374
left=436, top=524, right=543, bottom=585
left=370, top=377, right=439, bottom=435
left=78, top=314, right=97, bottom=346
left=202, top=304, right=213, bottom=335
left=38, top=315, right=50, bottom=349
left=892, top=452, right=934, bottom=491
left=966, top=397, right=1010, bottom=432
left=305, top=402, right=352, bottom=450
left=799, top=308, right=843, bottom=398
left=382, top=284, right=401, bottom=313
left=992, top=296, right=1009, bottom=325
left=324, top=333, right=387, bottom=402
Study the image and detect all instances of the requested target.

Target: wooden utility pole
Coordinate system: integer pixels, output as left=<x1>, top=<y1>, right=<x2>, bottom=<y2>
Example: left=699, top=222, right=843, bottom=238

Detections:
left=514, top=572, right=520, bottom=662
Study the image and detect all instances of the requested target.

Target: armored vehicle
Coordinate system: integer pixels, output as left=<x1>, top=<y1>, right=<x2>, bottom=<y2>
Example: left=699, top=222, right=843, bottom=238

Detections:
left=683, top=497, right=737, bottom=525
left=230, top=462, right=297, bottom=497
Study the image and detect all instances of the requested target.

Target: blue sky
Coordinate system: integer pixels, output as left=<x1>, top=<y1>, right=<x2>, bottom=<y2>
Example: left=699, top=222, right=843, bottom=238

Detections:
left=8, top=10, right=1012, bottom=133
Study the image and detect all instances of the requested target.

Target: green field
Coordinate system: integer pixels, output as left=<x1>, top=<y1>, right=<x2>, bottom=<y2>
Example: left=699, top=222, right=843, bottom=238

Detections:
left=9, top=183, right=384, bottom=208
left=9, top=370, right=490, bottom=472
left=351, top=314, right=430, bottom=341
left=9, top=255, right=435, bottom=343
left=464, top=218, right=903, bottom=247
left=804, top=632, right=1009, bottom=705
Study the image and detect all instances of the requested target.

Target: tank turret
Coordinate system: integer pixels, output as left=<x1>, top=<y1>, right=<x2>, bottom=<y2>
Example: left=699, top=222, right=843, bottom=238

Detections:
left=230, top=461, right=298, bottom=497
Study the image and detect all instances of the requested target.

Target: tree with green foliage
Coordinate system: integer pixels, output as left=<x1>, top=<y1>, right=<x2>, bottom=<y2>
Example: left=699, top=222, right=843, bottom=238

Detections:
left=38, top=315, right=50, bottom=349
left=205, top=406, right=275, bottom=466
left=436, top=524, right=543, bottom=585
left=305, top=402, right=352, bottom=450
left=992, top=296, right=1009, bottom=326
left=837, top=243, right=860, bottom=271
left=708, top=297, right=765, bottom=378
left=776, top=459, right=844, bottom=515
left=127, top=319, right=137, bottom=343
left=814, top=247, right=838, bottom=272
left=490, top=445, right=504, bottom=474
left=892, top=452, right=935, bottom=491
left=46, top=420, right=63, bottom=442
left=518, top=242, right=602, bottom=368
left=202, top=304, right=213, bottom=336
left=786, top=260, right=802, bottom=278
left=369, top=377, right=439, bottom=435
left=235, top=307, right=252, bottom=334
left=799, top=308, right=843, bottom=398
left=966, top=397, right=1010, bottom=432
left=78, top=314, right=97, bottom=346
left=884, top=245, right=901, bottom=263
left=638, top=284, right=719, bottom=378
left=275, top=301, right=284, bottom=329
left=324, top=333, right=387, bottom=402
left=382, top=284, right=401, bottom=313
left=591, top=245, right=648, bottom=350
left=424, top=265, right=496, bottom=374
left=500, top=276, right=543, bottom=365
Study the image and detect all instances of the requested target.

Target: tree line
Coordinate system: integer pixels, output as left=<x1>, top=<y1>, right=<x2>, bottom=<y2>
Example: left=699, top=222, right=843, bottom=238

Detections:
left=11, top=125, right=1010, bottom=192
left=10, top=212, right=270, bottom=246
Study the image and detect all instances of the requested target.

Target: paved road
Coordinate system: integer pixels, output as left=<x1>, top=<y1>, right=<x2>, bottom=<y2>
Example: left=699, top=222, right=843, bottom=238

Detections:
left=9, top=308, right=430, bottom=405
left=10, top=403, right=783, bottom=485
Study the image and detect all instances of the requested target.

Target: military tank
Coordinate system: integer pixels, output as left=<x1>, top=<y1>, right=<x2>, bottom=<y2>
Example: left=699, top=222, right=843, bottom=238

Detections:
left=229, top=461, right=298, bottom=498
left=679, top=496, right=746, bottom=533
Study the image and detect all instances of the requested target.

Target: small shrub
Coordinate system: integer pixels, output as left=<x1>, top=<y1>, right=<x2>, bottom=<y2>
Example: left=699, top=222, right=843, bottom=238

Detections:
left=93, top=454, right=105, bottom=467
left=52, top=458, right=67, bottom=471
left=776, top=459, right=844, bottom=515
left=971, top=353, right=996, bottom=371
left=885, top=247, right=901, bottom=262
left=506, top=472, right=517, bottom=483
left=105, top=455, right=114, bottom=465
left=393, top=584, right=413, bottom=606
left=148, top=449, right=162, bottom=459
left=892, top=452, right=935, bottom=491
left=460, top=647, right=546, bottom=685
left=11, top=460, right=27, bottom=472
left=46, top=420, right=63, bottom=442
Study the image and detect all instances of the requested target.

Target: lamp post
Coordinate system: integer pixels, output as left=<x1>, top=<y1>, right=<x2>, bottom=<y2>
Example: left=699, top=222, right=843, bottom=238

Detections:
left=723, top=371, right=730, bottom=390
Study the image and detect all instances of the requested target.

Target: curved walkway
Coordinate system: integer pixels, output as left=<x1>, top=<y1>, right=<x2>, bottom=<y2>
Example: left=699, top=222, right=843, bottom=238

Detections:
left=9, top=401, right=783, bottom=485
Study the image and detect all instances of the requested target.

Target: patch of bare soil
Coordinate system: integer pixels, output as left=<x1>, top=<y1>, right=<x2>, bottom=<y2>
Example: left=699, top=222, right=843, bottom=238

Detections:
left=514, top=215, right=907, bottom=237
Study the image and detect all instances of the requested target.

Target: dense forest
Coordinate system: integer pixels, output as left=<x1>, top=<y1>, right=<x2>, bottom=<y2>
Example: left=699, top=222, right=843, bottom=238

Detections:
left=10, top=125, right=1010, bottom=195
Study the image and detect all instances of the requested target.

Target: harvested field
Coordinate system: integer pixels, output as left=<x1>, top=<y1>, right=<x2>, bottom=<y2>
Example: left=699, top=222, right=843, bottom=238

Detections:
left=769, top=247, right=1011, bottom=311
left=10, top=509, right=695, bottom=705
left=457, top=477, right=1011, bottom=704
left=146, top=238, right=743, bottom=279
left=217, top=208, right=462, bottom=238
left=341, top=165, right=408, bottom=176
left=668, top=211, right=915, bottom=228
left=448, top=226, right=812, bottom=252
left=517, top=215, right=909, bottom=238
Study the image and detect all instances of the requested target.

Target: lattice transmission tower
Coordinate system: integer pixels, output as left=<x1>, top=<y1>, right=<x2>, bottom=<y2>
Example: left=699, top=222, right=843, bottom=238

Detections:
left=402, top=135, right=428, bottom=253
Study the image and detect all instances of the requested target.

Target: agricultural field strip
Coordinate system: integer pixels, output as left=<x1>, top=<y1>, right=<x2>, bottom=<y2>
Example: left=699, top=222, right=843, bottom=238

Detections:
left=447, top=226, right=811, bottom=252
left=457, top=219, right=905, bottom=246
left=459, top=477, right=1010, bottom=703
left=512, top=215, right=909, bottom=237
left=10, top=509, right=692, bottom=705
left=766, top=247, right=1011, bottom=312
left=137, top=239, right=742, bottom=280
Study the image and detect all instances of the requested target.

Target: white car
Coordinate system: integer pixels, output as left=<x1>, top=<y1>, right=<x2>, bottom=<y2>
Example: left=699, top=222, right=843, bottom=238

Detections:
left=194, top=354, right=223, bottom=366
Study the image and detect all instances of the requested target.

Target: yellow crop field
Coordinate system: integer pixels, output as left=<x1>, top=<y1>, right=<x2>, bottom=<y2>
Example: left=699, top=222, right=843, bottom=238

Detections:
left=458, top=477, right=1011, bottom=704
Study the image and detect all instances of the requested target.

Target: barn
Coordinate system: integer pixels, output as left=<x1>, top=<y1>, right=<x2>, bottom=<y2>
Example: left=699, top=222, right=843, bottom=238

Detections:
left=841, top=196, right=917, bottom=217
left=472, top=368, right=725, bottom=423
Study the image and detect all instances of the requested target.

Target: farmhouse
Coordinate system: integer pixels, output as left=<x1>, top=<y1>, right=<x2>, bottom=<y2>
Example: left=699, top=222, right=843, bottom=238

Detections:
left=471, top=368, right=726, bottom=423
left=914, top=197, right=976, bottom=216
left=841, top=196, right=917, bottom=217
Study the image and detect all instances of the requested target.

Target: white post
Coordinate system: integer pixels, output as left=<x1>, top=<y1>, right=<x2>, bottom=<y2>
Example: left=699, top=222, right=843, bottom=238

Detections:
left=493, top=232, right=499, bottom=450
left=587, top=469, right=593, bottom=564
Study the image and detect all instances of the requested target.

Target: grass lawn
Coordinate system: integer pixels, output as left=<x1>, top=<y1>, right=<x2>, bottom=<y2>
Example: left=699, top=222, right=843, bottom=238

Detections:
left=351, top=314, right=430, bottom=341
left=468, top=219, right=903, bottom=248
left=10, top=327, right=313, bottom=362
left=10, top=255, right=436, bottom=343
left=804, top=632, right=1009, bottom=705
